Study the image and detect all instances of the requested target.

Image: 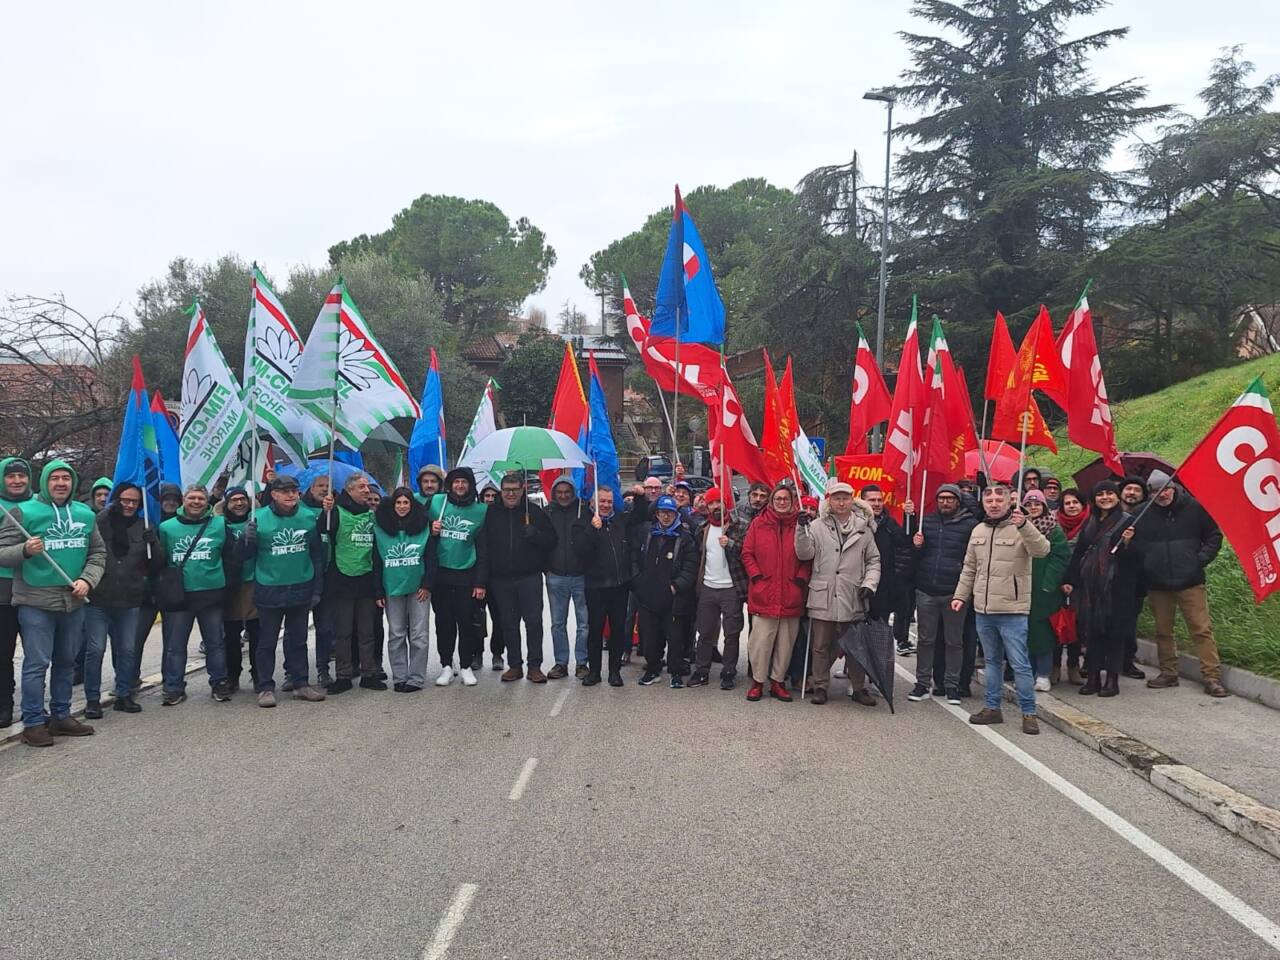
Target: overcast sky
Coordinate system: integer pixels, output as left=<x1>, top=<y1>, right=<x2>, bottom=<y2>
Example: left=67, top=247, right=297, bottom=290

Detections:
left=4, top=0, right=1276, bottom=333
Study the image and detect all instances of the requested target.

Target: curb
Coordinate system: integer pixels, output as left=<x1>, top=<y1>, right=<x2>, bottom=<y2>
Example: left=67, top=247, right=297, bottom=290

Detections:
left=1134, top=638, right=1280, bottom=711
left=995, top=678, right=1280, bottom=860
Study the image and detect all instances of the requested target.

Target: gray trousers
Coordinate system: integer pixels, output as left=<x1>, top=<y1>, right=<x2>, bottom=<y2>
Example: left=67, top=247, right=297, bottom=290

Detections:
left=694, top=586, right=744, bottom=679
left=915, top=590, right=965, bottom=688
left=385, top=595, right=429, bottom=687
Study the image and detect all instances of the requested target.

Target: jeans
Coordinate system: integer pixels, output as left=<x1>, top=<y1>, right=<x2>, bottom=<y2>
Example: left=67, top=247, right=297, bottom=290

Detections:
left=83, top=605, right=140, bottom=700
left=975, top=613, right=1035, bottom=714
left=492, top=574, right=544, bottom=670
left=16, top=605, right=84, bottom=727
left=312, top=593, right=335, bottom=681
left=161, top=605, right=228, bottom=693
left=255, top=605, right=311, bottom=692
left=386, top=594, right=430, bottom=686
left=546, top=573, right=588, bottom=667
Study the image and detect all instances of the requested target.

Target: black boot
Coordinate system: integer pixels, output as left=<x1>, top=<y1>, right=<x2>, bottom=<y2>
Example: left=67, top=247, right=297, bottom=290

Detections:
left=1099, top=672, right=1120, bottom=697
left=1079, top=671, right=1101, bottom=695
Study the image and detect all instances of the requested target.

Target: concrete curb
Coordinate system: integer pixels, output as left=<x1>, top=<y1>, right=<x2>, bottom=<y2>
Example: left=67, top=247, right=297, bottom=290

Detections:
left=1134, top=638, right=1280, bottom=711
left=995, top=679, right=1280, bottom=860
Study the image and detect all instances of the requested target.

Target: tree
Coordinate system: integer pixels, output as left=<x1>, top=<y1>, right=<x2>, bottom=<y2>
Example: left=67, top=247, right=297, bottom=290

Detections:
left=329, top=195, right=556, bottom=337
left=557, top=300, right=588, bottom=336
left=497, top=330, right=566, bottom=427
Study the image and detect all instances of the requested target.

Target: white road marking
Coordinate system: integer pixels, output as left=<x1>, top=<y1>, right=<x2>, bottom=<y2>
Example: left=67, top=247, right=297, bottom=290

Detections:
left=508, top=757, right=538, bottom=801
left=422, top=882, right=478, bottom=960
left=549, top=686, right=572, bottom=718
left=892, top=662, right=1280, bottom=950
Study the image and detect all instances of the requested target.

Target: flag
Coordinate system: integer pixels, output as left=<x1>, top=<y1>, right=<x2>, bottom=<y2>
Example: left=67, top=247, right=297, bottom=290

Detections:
left=844, top=322, right=891, bottom=456
left=883, top=296, right=926, bottom=485
left=991, top=312, right=1058, bottom=452
left=622, top=274, right=722, bottom=404
left=1058, top=290, right=1123, bottom=475
left=459, top=378, right=500, bottom=492
left=244, top=265, right=328, bottom=466
left=760, top=351, right=797, bottom=483
left=288, top=279, right=420, bottom=451
left=923, top=317, right=978, bottom=482
left=713, top=371, right=771, bottom=486
left=179, top=302, right=250, bottom=489
left=984, top=311, right=1017, bottom=403
left=408, top=347, right=448, bottom=479
left=112, top=356, right=164, bottom=521
left=540, top=343, right=590, bottom=496
left=793, top=426, right=828, bottom=498
left=650, top=186, right=725, bottom=345
left=1178, top=377, right=1280, bottom=603
left=150, top=391, right=181, bottom=486
left=1026, top=304, right=1069, bottom=407
left=392, top=450, right=408, bottom=490
left=586, top=353, right=622, bottom=504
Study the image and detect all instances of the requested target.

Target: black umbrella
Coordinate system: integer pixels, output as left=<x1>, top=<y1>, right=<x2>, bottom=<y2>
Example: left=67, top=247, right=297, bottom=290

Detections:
left=837, top=617, right=898, bottom=713
left=1072, top=452, right=1175, bottom=496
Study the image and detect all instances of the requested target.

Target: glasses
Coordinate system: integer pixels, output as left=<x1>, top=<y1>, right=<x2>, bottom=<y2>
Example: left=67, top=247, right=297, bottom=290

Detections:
left=937, top=494, right=958, bottom=502
left=118, top=498, right=141, bottom=507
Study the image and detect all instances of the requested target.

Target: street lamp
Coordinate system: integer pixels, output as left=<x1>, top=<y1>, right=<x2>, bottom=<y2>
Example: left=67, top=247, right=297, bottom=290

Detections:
left=863, top=87, right=895, bottom=452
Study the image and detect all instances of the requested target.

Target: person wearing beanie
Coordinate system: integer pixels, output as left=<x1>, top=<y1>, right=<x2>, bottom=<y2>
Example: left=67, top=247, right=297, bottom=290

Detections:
left=216, top=486, right=260, bottom=693
left=688, top=487, right=750, bottom=691
left=415, top=464, right=446, bottom=505
left=132, top=480, right=186, bottom=676
left=633, top=494, right=699, bottom=688
left=544, top=474, right=590, bottom=680
left=1020, top=489, right=1071, bottom=694
left=1114, top=475, right=1151, bottom=679
left=1040, top=474, right=1061, bottom=511
left=88, top=477, right=113, bottom=513
left=426, top=467, right=488, bottom=687
left=0, top=457, right=33, bottom=728
left=1134, top=471, right=1228, bottom=697
left=1120, top=476, right=1148, bottom=512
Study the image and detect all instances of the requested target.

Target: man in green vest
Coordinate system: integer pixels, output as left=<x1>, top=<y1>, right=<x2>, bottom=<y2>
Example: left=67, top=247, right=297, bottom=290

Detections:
left=427, top=466, right=488, bottom=687
left=0, top=457, right=34, bottom=729
left=415, top=465, right=445, bottom=505
left=321, top=472, right=382, bottom=693
left=0, top=459, right=106, bottom=747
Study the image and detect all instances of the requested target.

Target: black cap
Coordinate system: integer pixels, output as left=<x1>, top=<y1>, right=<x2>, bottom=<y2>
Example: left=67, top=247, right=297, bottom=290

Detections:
left=270, top=475, right=300, bottom=492
left=3, top=460, right=29, bottom=477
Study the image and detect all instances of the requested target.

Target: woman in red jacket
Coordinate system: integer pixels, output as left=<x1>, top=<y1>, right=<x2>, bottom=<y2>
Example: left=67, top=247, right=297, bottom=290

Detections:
left=741, top=482, right=812, bottom=702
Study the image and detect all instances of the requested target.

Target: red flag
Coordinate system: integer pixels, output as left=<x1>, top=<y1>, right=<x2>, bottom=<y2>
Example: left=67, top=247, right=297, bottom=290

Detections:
left=1178, top=377, right=1280, bottom=603
left=540, top=343, right=589, bottom=496
left=951, top=365, right=981, bottom=477
left=991, top=314, right=1058, bottom=452
left=1058, top=292, right=1123, bottom=475
left=844, top=322, right=891, bottom=456
left=920, top=317, right=976, bottom=482
left=760, top=350, right=796, bottom=483
left=984, top=311, right=1017, bottom=402
left=1027, top=305, right=1069, bottom=408
left=883, top=297, right=926, bottom=486
left=622, top=275, right=722, bottom=405
left=713, top=372, right=770, bottom=487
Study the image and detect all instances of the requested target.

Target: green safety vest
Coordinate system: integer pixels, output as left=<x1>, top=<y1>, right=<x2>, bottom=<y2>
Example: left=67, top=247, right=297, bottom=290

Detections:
left=373, top=525, right=431, bottom=597
left=224, top=515, right=255, bottom=582
left=16, top=499, right=95, bottom=587
left=428, top=495, right=487, bottom=571
left=251, top=505, right=317, bottom=588
left=334, top=505, right=374, bottom=577
left=159, top=514, right=228, bottom=592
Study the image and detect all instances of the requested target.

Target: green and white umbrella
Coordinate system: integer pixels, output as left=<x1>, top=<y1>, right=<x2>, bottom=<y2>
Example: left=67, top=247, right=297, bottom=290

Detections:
left=458, top=426, right=590, bottom=475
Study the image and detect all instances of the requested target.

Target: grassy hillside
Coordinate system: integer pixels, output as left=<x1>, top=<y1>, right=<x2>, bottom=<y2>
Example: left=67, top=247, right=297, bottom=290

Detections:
left=1034, top=353, right=1280, bottom=680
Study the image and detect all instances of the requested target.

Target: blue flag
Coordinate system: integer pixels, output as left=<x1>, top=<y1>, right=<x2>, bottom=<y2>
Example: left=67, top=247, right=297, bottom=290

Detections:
left=650, top=186, right=725, bottom=345
left=409, top=348, right=447, bottom=478
left=586, top=355, right=622, bottom=505
left=150, top=392, right=181, bottom=488
left=112, top=357, right=164, bottom=522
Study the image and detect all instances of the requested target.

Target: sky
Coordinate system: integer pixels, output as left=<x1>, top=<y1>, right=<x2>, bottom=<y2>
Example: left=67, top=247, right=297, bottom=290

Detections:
left=4, top=0, right=1277, bottom=334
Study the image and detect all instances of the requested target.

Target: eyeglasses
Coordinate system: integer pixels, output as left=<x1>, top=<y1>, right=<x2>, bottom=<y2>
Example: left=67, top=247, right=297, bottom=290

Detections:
left=118, top=498, right=141, bottom=507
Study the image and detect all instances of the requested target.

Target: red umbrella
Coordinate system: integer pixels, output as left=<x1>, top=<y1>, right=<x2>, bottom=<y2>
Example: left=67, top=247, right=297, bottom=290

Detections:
left=964, top=439, right=1021, bottom=483
left=1073, top=452, right=1175, bottom=497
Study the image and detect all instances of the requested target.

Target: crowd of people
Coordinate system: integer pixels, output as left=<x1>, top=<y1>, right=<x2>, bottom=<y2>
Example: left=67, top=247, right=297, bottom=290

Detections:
left=0, top=451, right=1230, bottom=748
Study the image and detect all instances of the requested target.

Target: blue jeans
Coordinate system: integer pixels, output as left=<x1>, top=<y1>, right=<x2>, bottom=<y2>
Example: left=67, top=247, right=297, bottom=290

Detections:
left=17, top=605, right=84, bottom=728
left=975, top=613, right=1035, bottom=714
left=83, top=605, right=140, bottom=700
left=161, top=605, right=227, bottom=693
left=546, top=573, right=588, bottom=667
left=256, top=605, right=311, bottom=692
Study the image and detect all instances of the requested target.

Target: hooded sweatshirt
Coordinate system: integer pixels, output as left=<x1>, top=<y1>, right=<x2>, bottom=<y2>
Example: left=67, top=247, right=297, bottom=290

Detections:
left=0, top=459, right=106, bottom=611
left=91, top=481, right=164, bottom=608
left=545, top=473, right=587, bottom=577
left=0, top=456, right=33, bottom=603
left=415, top=464, right=447, bottom=505
left=373, top=487, right=433, bottom=598
left=428, top=467, right=489, bottom=586
left=89, top=476, right=113, bottom=512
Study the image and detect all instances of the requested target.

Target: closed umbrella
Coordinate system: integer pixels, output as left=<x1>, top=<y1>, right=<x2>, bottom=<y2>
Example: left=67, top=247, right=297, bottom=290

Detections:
left=837, top=617, right=898, bottom=713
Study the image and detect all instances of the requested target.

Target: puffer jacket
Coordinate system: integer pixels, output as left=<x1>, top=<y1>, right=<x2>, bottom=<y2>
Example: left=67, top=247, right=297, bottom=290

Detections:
left=794, top=500, right=880, bottom=623
left=545, top=479, right=588, bottom=577
left=633, top=522, right=700, bottom=615
left=741, top=505, right=812, bottom=619
left=572, top=510, right=636, bottom=589
left=89, top=505, right=164, bottom=608
left=954, top=513, right=1051, bottom=615
left=913, top=507, right=980, bottom=597
left=1134, top=488, right=1221, bottom=591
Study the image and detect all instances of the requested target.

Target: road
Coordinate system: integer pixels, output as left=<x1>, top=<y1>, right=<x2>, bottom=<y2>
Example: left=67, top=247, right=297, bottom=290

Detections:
left=3, top=605, right=1280, bottom=960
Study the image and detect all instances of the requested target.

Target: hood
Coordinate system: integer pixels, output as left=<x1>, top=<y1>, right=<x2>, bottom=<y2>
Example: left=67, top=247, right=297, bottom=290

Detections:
left=0, top=456, right=32, bottom=503
left=39, top=458, right=80, bottom=506
left=376, top=486, right=428, bottom=535
left=105, top=481, right=143, bottom=522
left=444, top=466, right=477, bottom=507
left=176, top=506, right=213, bottom=525
left=91, top=476, right=113, bottom=494
left=337, top=489, right=370, bottom=514
left=820, top=496, right=874, bottom=525
left=417, top=464, right=446, bottom=494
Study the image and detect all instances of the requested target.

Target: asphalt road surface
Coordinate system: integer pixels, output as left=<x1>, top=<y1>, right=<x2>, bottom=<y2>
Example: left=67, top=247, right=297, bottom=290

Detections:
left=3, top=619, right=1280, bottom=960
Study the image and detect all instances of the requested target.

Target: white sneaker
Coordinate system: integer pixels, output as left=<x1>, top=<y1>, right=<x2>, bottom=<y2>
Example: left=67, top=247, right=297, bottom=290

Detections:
left=834, top=664, right=847, bottom=679
left=1034, top=675, right=1051, bottom=693
left=460, top=667, right=478, bottom=687
left=434, top=666, right=454, bottom=687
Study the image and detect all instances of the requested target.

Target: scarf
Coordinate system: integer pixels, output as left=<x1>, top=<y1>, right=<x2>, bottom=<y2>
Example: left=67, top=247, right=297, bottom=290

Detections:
left=108, top=510, right=139, bottom=559
left=1057, top=504, right=1090, bottom=541
left=651, top=514, right=683, bottom=538
left=1030, top=510, right=1058, bottom=537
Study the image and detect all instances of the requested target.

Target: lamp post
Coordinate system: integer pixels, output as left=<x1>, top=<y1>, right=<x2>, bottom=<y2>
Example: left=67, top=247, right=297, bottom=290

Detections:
left=863, top=87, right=895, bottom=452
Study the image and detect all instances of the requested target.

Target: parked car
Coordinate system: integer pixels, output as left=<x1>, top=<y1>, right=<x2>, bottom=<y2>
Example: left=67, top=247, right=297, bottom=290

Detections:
left=633, top=454, right=675, bottom=483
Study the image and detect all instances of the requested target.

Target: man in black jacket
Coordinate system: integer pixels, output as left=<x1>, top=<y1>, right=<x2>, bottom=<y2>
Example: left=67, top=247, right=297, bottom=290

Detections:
left=634, top=496, right=700, bottom=689
left=545, top=474, right=590, bottom=679
left=1136, top=471, right=1228, bottom=697
left=864, top=485, right=914, bottom=654
left=906, top=484, right=978, bottom=704
left=483, top=473, right=555, bottom=683
left=572, top=487, right=634, bottom=687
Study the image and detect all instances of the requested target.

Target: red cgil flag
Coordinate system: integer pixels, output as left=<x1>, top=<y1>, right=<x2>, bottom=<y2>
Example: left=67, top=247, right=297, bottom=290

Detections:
left=1178, top=377, right=1280, bottom=603
left=1026, top=304, right=1069, bottom=408
left=760, top=349, right=796, bottom=483
left=883, top=296, right=926, bottom=486
left=991, top=310, right=1058, bottom=452
left=844, top=321, right=892, bottom=456
left=540, top=342, right=589, bottom=497
left=984, top=311, right=1018, bottom=403
left=622, top=274, right=722, bottom=405
left=712, top=370, right=770, bottom=488
left=1057, top=290, right=1123, bottom=475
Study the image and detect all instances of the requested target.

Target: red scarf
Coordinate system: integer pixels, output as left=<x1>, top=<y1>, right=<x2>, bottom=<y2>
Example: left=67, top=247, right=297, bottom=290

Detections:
left=1057, top=503, right=1090, bottom=541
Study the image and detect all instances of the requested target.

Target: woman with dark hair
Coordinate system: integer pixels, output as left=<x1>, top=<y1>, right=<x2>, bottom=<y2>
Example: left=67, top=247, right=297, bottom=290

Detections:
left=1051, top=487, right=1090, bottom=685
left=373, top=487, right=432, bottom=692
left=1065, top=481, right=1141, bottom=697
left=1021, top=490, right=1070, bottom=693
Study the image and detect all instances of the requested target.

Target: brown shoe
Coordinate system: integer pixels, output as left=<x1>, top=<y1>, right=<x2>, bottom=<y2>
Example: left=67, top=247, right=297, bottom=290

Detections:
left=292, top=685, right=326, bottom=702
left=969, top=707, right=1004, bottom=725
left=21, top=724, right=54, bottom=747
left=527, top=668, right=548, bottom=684
left=1203, top=680, right=1230, bottom=698
left=48, top=716, right=95, bottom=737
left=545, top=663, right=568, bottom=680
left=1147, top=674, right=1180, bottom=689
left=810, top=688, right=828, bottom=705
left=501, top=666, right=524, bottom=682
left=1021, top=714, right=1040, bottom=735
left=849, top=689, right=877, bottom=707
left=1067, top=665, right=1085, bottom=686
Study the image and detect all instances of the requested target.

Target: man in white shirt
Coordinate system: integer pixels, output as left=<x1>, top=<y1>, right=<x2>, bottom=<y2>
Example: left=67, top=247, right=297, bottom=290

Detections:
left=689, top=489, right=750, bottom=690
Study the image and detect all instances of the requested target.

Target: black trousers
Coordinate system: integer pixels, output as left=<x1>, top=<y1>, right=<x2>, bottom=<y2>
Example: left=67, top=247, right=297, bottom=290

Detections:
left=586, top=585, right=629, bottom=676
left=224, top=618, right=261, bottom=685
left=893, top=588, right=915, bottom=645
left=639, top=607, right=690, bottom=677
left=484, top=596, right=506, bottom=658
left=432, top=583, right=479, bottom=668
left=492, top=574, right=544, bottom=669
left=0, top=603, right=17, bottom=712
left=933, top=608, right=979, bottom=691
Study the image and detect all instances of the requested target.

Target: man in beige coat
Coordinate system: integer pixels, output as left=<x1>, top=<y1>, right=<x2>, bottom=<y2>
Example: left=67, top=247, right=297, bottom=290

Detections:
left=794, top=480, right=881, bottom=705
left=951, top=482, right=1049, bottom=734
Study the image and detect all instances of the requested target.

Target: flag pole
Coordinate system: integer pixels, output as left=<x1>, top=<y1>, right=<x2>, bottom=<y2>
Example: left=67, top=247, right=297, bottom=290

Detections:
left=1016, top=415, right=1029, bottom=501
left=247, top=269, right=261, bottom=506
left=0, top=504, right=77, bottom=587
left=672, top=304, right=682, bottom=472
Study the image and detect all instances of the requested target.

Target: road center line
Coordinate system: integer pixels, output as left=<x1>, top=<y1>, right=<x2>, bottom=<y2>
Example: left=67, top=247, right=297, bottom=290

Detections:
left=422, top=882, right=478, bottom=960
left=891, top=662, right=1280, bottom=950
left=549, top=686, right=572, bottom=718
left=508, top=757, right=538, bottom=801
